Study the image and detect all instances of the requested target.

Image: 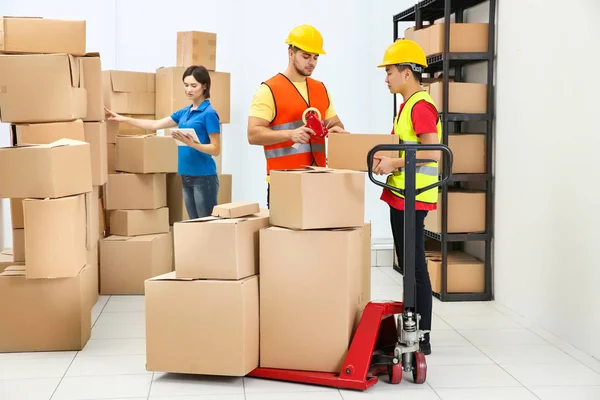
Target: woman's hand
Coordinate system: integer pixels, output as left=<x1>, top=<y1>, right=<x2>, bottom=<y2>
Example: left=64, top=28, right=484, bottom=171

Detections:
left=104, top=107, right=127, bottom=122
left=171, top=130, right=196, bottom=146
left=373, top=155, right=398, bottom=175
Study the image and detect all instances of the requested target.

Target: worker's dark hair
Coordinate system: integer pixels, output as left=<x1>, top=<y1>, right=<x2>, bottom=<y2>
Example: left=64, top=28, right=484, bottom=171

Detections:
left=396, top=64, right=423, bottom=83
left=288, top=45, right=301, bottom=53
left=182, top=65, right=211, bottom=98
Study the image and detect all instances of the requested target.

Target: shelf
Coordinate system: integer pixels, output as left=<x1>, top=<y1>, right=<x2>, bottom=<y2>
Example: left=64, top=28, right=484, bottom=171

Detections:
left=424, top=230, right=490, bottom=242
left=433, top=291, right=493, bottom=302
left=440, top=113, right=491, bottom=122
left=425, top=52, right=491, bottom=73
left=393, top=0, right=489, bottom=22
left=448, top=173, right=491, bottom=182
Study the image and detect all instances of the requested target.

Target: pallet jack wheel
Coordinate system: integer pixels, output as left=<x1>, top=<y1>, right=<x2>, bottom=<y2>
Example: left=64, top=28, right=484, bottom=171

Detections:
left=388, top=360, right=403, bottom=384
left=412, top=351, right=427, bottom=384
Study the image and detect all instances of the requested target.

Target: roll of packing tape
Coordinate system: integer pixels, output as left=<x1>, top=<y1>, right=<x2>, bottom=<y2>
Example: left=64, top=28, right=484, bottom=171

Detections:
left=302, top=107, right=322, bottom=124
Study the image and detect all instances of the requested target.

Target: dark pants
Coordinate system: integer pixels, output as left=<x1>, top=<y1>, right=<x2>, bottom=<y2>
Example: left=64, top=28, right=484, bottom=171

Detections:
left=266, top=184, right=270, bottom=209
left=390, top=207, right=432, bottom=344
left=182, top=174, right=219, bottom=219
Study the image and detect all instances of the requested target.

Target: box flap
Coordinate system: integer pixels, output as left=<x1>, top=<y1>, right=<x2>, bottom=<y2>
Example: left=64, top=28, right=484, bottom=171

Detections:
left=47, top=138, right=88, bottom=148
left=211, top=201, right=260, bottom=219
left=108, top=70, right=154, bottom=93
left=104, top=233, right=165, bottom=243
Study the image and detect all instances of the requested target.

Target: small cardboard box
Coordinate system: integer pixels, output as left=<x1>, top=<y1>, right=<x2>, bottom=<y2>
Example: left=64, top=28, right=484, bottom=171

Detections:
left=429, top=82, right=487, bottom=114
left=11, top=119, right=85, bottom=145
left=116, top=135, right=178, bottom=174
left=107, top=114, right=156, bottom=143
left=174, top=210, right=269, bottom=280
left=327, top=133, right=400, bottom=171
left=0, top=139, right=92, bottom=199
left=105, top=173, right=167, bottom=210
left=102, top=70, right=155, bottom=115
left=109, top=208, right=170, bottom=237
left=445, top=134, right=486, bottom=174
left=145, top=272, right=258, bottom=376
left=427, top=252, right=484, bottom=293
left=176, top=31, right=217, bottom=70
left=84, top=122, right=108, bottom=186
left=100, top=233, right=173, bottom=295
left=424, top=190, right=486, bottom=233
left=0, top=17, right=86, bottom=55
left=269, top=167, right=365, bottom=230
left=0, top=54, right=87, bottom=123
left=212, top=201, right=260, bottom=219
left=428, top=23, right=489, bottom=55
left=81, top=53, right=104, bottom=121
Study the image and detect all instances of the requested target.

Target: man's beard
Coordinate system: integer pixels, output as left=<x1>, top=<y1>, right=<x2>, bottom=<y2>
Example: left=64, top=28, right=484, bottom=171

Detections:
left=294, top=62, right=312, bottom=77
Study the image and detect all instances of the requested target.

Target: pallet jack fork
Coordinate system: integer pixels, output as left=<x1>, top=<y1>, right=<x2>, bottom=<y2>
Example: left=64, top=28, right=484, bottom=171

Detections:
left=248, top=144, right=453, bottom=391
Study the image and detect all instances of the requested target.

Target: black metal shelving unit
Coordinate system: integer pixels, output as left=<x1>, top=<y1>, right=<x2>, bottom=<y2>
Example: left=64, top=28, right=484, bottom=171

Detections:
left=391, top=0, right=496, bottom=302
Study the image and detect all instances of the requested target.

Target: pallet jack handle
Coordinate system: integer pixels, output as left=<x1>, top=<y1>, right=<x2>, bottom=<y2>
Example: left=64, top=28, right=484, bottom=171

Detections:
left=366, top=144, right=453, bottom=311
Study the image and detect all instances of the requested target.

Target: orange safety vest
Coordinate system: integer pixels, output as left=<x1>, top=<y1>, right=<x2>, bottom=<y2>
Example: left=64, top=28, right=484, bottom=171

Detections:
left=262, top=73, right=329, bottom=175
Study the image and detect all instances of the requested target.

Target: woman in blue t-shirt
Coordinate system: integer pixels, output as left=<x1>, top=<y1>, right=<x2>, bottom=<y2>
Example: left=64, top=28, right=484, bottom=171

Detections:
left=105, top=65, right=221, bottom=219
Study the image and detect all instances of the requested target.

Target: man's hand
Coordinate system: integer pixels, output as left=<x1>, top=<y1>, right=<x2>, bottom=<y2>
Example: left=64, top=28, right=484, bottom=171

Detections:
left=328, top=126, right=349, bottom=134
left=171, top=130, right=196, bottom=146
left=104, top=107, right=127, bottom=122
left=373, top=155, right=398, bottom=175
left=289, top=126, right=314, bottom=144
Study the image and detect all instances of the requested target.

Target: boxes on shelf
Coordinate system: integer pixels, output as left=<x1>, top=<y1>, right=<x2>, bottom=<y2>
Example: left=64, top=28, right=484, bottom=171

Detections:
left=0, top=17, right=86, bottom=55
left=444, top=134, right=486, bottom=174
left=102, top=70, right=155, bottom=115
left=176, top=31, right=217, bottom=70
left=327, top=133, right=399, bottom=171
left=404, top=23, right=488, bottom=56
left=424, top=190, right=486, bottom=234
left=115, top=135, right=178, bottom=174
left=426, top=251, right=484, bottom=293
left=428, top=82, right=487, bottom=114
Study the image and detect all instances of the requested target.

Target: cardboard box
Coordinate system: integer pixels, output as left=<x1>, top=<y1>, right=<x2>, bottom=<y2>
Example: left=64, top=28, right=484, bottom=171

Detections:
left=109, top=208, right=170, bottom=237
left=429, top=82, right=487, bottom=114
left=424, top=190, right=486, bottom=233
left=445, top=134, right=486, bottom=174
left=86, top=244, right=99, bottom=307
left=103, top=70, right=155, bottom=115
left=81, top=53, right=104, bottom=121
left=87, top=188, right=101, bottom=250
left=0, top=54, right=87, bottom=123
left=212, top=201, right=260, bottom=219
left=84, top=122, right=108, bottom=186
left=107, top=114, right=156, bottom=143
left=107, top=143, right=116, bottom=173
left=259, top=226, right=366, bottom=372
left=404, top=25, right=431, bottom=56
left=0, top=17, right=86, bottom=55
left=105, top=173, right=167, bottom=210
left=176, top=31, right=217, bottom=70
left=427, top=253, right=484, bottom=293
left=428, top=23, right=489, bottom=55
left=116, top=135, right=178, bottom=173
left=269, top=167, right=365, bottom=230
left=167, top=173, right=232, bottom=224
left=100, top=233, right=173, bottom=295
left=145, top=272, right=258, bottom=376
left=23, top=195, right=87, bottom=279
left=0, top=139, right=92, bottom=199
left=0, top=266, right=92, bottom=352
left=12, top=228, right=24, bottom=263
left=327, top=133, right=400, bottom=171
left=155, top=66, right=231, bottom=123
left=10, top=198, right=24, bottom=229
left=11, top=119, right=85, bottom=145
left=174, top=210, right=269, bottom=280
left=0, top=250, right=21, bottom=273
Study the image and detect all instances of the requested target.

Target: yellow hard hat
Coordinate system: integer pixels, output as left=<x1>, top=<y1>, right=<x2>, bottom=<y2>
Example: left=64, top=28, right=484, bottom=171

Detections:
left=378, top=39, right=428, bottom=69
left=285, top=24, right=326, bottom=55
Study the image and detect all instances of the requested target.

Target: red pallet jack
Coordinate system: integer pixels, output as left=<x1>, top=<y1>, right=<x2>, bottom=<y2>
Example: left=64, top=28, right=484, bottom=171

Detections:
left=247, top=143, right=453, bottom=391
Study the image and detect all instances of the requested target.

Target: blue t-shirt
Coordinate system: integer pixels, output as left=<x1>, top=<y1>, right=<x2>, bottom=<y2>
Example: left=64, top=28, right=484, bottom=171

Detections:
left=170, top=100, right=221, bottom=176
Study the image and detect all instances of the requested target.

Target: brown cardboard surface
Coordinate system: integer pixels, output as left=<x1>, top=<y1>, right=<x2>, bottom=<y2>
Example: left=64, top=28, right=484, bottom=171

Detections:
left=429, top=82, right=487, bottom=114
left=0, top=54, right=87, bottom=123
left=103, top=70, right=155, bottom=115
left=211, top=201, right=260, bottom=219
left=84, top=122, right=109, bottom=186
left=424, top=190, right=486, bottom=233
left=145, top=273, right=258, bottom=376
left=87, top=188, right=100, bottom=250
left=12, top=119, right=85, bottom=145
left=327, top=133, right=399, bottom=171
left=445, top=134, right=486, bottom=174
left=23, top=195, right=87, bottom=279
left=107, top=143, right=116, bottom=173
left=427, top=253, right=484, bottom=293
left=115, top=135, right=178, bottom=174
left=10, top=198, right=24, bottom=229
left=428, top=23, right=489, bottom=55
left=105, top=173, right=167, bottom=210
left=86, top=244, right=99, bottom=308
left=0, top=139, right=92, bottom=199
left=174, top=211, right=269, bottom=280
left=81, top=54, right=104, bottom=121
left=0, top=250, right=21, bottom=273
left=167, top=173, right=232, bottom=224
left=99, top=233, right=173, bottom=295
left=109, top=208, right=170, bottom=237
left=12, top=228, right=24, bottom=263
left=107, top=114, right=156, bottom=143
left=269, top=167, right=365, bottom=230
left=0, top=17, right=86, bottom=55
left=176, top=31, right=217, bottom=70
left=259, top=226, right=365, bottom=372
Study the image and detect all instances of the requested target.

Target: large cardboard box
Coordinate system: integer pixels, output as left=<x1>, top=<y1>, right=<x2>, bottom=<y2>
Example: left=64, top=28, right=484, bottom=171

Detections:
left=424, top=190, right=486, bottom=233
left=84, top=122, right=108, bottom=185
left=429, top=82, right=487, bottom=114
left=0, top=265, right=92, bottom=352
left=0, top=54, right=87, bottom=123
left=445, top=134, right=486, bottom=174
left=109, top=208, right=170, bottom=237
left=0, top=139, right=92, bottom=199
left=116, top=135, right=178, bottom=173
left=0, top=17, right=86, bottom=55
left=174, top=209, right=269, bottom=280
left=81, top=53, right=104, bottom=121
left=145, top=272, right=258, bottom=376
left=427, top=252, right=484, bottom=293
left=176, top=31, right=217, bottom=70
left=155, top=66, right=231, bottom=123
left=105, top=173, right=167, bottom=210
left=11, top=119, right=85, bottom=145
left=107, top=114, right=156, bottom=143
left=167, top=173, right=232, bottom=224
left=428, top=23, right=489, bottom=55
left=103, top=70, right=155, bottom=115
left=269, top=167, right=365, bottom=230
left=99, top=233, right=173, bottom=295
left=260, top=226, right=366, bottom=372
left=23, top=195, right=87, bottom=279
left=404, top=26, right=431, bottom=55
left=327, top=133, right=400, bottom=171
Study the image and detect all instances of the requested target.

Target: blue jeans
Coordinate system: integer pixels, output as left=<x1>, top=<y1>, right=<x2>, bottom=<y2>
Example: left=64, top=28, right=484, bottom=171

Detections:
left=181, top=174, right=219, bottom=219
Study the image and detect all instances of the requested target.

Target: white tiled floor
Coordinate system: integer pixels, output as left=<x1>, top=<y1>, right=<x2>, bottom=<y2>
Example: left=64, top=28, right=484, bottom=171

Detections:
left=2, top=266, right=600, bottom=399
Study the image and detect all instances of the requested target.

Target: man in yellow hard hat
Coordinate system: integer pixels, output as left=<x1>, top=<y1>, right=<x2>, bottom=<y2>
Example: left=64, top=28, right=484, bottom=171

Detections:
left=373, top=39, right=441, bottom=356
left=247, top=24, right=347, bottom=206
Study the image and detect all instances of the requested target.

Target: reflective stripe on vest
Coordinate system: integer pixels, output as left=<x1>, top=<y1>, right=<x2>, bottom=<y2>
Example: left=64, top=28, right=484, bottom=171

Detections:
left=386, top=91, right=442, bottom=204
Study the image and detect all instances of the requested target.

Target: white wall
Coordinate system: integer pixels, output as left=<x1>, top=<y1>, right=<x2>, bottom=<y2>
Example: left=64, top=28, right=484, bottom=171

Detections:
left=0, top=0, right=419, bottom=248
left=495, top=0, right=600, bottom=359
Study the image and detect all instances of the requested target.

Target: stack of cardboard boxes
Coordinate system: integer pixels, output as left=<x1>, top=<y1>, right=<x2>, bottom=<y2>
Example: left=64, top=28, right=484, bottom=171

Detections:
left=0, top=17, right=104, bottom=352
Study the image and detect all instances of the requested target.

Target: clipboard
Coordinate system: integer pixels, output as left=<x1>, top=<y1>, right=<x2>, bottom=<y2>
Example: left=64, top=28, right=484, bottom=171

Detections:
left=158, top=128, right=200, bottom=146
